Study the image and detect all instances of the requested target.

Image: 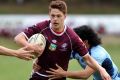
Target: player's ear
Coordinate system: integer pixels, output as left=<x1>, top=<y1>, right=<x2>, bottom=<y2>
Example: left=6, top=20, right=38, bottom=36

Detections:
left=83, top=40, right=89, bottom=48
left=84, top=40, right=88, bottom=44
left=64, top=14, right=66, bottom=19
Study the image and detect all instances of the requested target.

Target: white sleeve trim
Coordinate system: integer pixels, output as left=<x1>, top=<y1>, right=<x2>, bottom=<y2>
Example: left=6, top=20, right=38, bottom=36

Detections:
left=82, top=52, right=89, bottom=57
left=21, top=32, right=29, bottom=40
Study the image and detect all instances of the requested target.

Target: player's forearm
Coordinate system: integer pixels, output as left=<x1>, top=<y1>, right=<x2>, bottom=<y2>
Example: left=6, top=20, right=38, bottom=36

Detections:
left=0, top=46, right=17, bottom=57
left=14, top=32, right=29, bottom=47
left=83, top=53, right=103, bottom=72
left=64, top=71, right=90, bottom=79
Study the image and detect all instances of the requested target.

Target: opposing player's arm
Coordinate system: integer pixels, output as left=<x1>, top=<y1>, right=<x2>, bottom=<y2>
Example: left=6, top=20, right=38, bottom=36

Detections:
left=0, top=46, right=34, bottom=60
left=83, top=53, right=111, bottom=80
left=65, top=66, right=94, bottom=79
left=83, top=53, right=102, bottom=71
left=0, top=46, right=17, bottom=56
left=46, top=64, right=94, bottom=79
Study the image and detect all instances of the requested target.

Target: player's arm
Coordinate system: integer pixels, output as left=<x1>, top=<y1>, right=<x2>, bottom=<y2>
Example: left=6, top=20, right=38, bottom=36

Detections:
left=47, top=64, right=94, bottom=79
left=14, top=32, right=29, bottom=46
left=0, top=46, right=18, bottom=56
left=15, top=32, right=43, bottom=55
left=83, top=53, right=111, bottom=80
left=0, top=46, right=34, bottom=60
left=14, top=20, right=49, bottom=47
left=66, top=66, right=94, bottom=79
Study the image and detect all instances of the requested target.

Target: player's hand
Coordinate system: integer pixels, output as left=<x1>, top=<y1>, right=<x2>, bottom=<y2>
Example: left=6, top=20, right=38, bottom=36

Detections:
left=15, top=46, right=35, bottom=60
left=46, top=64, right=66, bottom=80
left=99, top=68, right=111, bottom=80
left=26, top=43, right=44, bottom=57
left=32, top=59, right=41, bottom=72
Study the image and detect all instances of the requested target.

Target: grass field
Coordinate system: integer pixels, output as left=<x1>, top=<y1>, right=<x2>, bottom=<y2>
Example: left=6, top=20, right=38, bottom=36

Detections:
left=0, top=36, right=120, bottom=80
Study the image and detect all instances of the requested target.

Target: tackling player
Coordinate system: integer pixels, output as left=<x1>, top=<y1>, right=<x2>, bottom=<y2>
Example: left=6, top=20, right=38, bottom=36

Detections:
left=46, top=25, right=120, bottom=80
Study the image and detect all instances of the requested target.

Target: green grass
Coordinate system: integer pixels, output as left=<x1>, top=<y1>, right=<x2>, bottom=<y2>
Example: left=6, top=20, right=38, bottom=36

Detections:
left=0, top=56, right=33, bottom=80
left=0, top=36, right=120, bottom=80
left=0, top=37, right=33, bottom=80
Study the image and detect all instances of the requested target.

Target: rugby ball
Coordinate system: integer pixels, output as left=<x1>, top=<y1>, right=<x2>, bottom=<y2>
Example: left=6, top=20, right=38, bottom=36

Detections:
left=28, top=33, right=46, bottom=58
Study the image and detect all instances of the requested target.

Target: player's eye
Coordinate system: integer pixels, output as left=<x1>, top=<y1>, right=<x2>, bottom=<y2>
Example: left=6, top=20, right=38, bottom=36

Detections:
left=51, top=14, right=55, bottom=18
left=57, top=15, right=61, bottom=18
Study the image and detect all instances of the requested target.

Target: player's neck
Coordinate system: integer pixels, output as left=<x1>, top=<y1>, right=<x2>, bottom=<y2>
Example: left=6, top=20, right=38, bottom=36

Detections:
left=52, top=25, right=64, bottom=34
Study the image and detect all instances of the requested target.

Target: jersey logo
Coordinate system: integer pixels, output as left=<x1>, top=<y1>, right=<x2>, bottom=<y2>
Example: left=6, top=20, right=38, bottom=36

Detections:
left=49, top=43, right=57, bottom=51
left=52, top=39, right=57, bottom=43
left=60, top=43, right=68, bottom=51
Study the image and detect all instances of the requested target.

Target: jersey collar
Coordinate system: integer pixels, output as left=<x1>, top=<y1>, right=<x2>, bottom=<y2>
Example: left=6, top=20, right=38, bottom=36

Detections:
left=49, top=23, right=67, bottom=36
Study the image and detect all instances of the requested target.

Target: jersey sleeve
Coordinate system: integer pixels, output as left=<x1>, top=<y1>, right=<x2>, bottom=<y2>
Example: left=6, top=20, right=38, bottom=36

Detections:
left=72, top=35, right=88, bottom=56
left=23, top=20, right=50, bottom=38
left=91, top=47, right=106, bottom=65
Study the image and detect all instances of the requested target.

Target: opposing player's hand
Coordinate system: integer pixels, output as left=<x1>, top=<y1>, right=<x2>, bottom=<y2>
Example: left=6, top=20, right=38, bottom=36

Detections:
left=32, top=59, right=41, bottom=72
left=15, top=47, right=35, bottom=60
left=46, top=64, right=66, bottom=80
left=26, top=43, right=44, bottom=57
left=99, top=68, right=111, bottom=80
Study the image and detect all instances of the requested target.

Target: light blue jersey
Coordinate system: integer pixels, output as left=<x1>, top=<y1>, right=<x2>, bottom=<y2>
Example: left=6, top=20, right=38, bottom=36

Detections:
left=71, top=45, right=120, bottom=80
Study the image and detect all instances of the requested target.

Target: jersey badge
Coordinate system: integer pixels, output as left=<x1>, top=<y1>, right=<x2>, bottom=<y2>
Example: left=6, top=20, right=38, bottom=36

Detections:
left=49, top=43, right=57, bottom=51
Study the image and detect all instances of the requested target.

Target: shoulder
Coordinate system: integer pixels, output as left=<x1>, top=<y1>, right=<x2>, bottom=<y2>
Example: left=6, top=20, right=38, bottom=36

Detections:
left=66, top=26, right=84, bottom=47
left=91, top=45, right=107, bottom=55
left=66, top=26, right=79, bottom=39
left=36, top=20, right=50, bottom=29
left=66, top=27, right=76, bottom=34
left=90, top=45, right=109, bottom=64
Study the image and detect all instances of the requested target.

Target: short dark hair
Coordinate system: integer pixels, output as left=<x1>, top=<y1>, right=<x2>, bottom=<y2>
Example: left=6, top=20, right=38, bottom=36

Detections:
left=49, top=0, right=67, bottom=14
left=74, top=25, right=101, bottom=47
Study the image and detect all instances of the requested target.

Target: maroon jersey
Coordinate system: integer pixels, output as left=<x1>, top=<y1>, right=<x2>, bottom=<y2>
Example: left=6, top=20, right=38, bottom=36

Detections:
left=24, top=20, right=88, bottom=80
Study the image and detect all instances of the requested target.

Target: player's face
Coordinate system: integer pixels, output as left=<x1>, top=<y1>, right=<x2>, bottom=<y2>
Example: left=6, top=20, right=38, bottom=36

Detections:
left=49, top=9, right=66, bottom=31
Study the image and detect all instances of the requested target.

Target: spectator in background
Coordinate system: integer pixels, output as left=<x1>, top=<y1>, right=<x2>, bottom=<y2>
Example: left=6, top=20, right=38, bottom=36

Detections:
left=14, top=0, right=111, bottom=80
left=97, top=23, right=106, bottom=35
left=46, top=25, right=120, bottom=80
left=0, top=45, right=34, bottom=60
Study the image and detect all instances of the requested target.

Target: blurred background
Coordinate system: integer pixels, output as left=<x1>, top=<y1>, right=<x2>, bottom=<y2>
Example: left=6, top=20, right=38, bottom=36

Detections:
left=0, top=0, right=120, bottom=80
